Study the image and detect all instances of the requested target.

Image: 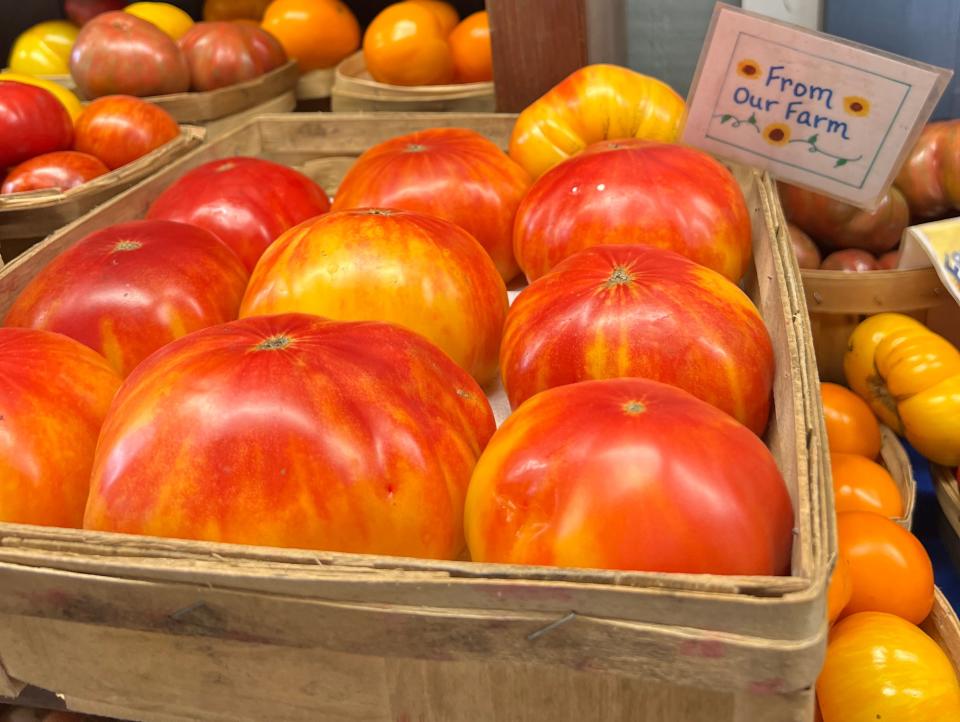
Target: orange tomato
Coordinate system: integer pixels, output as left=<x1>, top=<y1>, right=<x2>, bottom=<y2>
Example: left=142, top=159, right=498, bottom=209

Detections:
left=826, top=553, right=853, bottom=624
left=831, top=452, right=904, bottom=517
left=448, top=11, right=492, bottom=83
left=363, top=2, right=454, bottom=86
left=817, top=611, right=960, bottom=722
left=821, top=382, right=882, bottom=458
left=411, top=0, right=459, bottom=35
left=837, top=511, right=934, bottom=624
left=262, top=0, right=360, bottom=72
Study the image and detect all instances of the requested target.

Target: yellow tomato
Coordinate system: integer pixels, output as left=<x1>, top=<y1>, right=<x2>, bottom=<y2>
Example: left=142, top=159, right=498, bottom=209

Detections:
left=509, top=64, right=686, bottom=180
left=8, top=20, right=79, bottom=76
left=844, top=313, right=960, bottom=466
left=0, top=72, right=83, bottom=122
left=125, top=2, right=195, bottom=40
left=817, top=611, right=960, bottom=722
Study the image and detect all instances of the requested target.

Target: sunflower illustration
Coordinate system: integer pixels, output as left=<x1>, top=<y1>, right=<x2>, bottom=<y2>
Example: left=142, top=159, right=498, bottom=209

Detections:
left=763, top=123, right=791, bottom=146
left=737, top=59, right=762, bottom=80
left=843, top=96, right=871, bottom=117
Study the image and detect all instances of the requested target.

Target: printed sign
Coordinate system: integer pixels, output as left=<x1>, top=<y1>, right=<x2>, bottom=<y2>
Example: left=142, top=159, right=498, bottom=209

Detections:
left=683, top=4, right=952, bottom=209
left=900, top=218, right=960, bottom=305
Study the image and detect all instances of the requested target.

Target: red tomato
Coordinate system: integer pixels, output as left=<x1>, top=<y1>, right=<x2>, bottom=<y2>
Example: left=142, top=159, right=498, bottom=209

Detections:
left=330, top=128, right=531, bottom=282
left=65, top=0, right=126, bottom=26
left=894, top=120, right=960, bottom=220
left=0, top=81, right=73, bottom=170
left=74, top=96, right=179, bottom=170
left=5, top=220, right=249, bottom=378
left=178, top=21, right=286, bottom=91
left=877, top=249, right=901, bottom=270
left=1, top=151, right=109, bottom=194
left=0, top=327, right=121, bottom=527
left=240, top=208, right=508, bottom=385
left=83, top=313, right=496, bottom=558
left=146, top=157, right=331, bottom=271
left=820, top=249, right=878, bottom=272
left=464, top=378, right=794, bottom=574
left=69, top=11, right=190, bottom=98
left=787, top=222, right=821, bottom=269
left=500, top=244, right=774, bottom=434
left=513, top=139, right=752, bottom=283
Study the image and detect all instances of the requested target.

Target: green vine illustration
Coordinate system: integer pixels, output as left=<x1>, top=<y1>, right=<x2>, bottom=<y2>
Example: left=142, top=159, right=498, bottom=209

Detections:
left=713, top=112, right=760, bottom=133
left=788, top=134, right=862, bottom=167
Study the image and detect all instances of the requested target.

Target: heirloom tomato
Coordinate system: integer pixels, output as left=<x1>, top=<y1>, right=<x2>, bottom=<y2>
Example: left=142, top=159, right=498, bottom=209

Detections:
left=0, top=328, right=121, bottom=527
left=74, top=96, right=179, bottom=170
left=147, top=157, right=331, bottom=271
left=8, top=20, right=79, bottom=76
left=203, top=0, right=273, bottom=22
left=0, top=73, right=83, bottom=122
left=820, top=382, right=882, bottom=458
left=262, top=0, right=360, bottom=72
left=5, top=220, right=249, bottom=378
left=1, top=151, right=108, bottom=194
left=412, top=0, right=459, bottom=35
left=125, top=2, right=195, bottom=40
left=363, top=2, right=454, bottom=86
left=820, top=249, right=877, bottom=272
left=830, top=453, right=903, bottom=517
left=464, top=378, right=794, bottom=575
left=65, top=0, right=127, bottom=26
left=0, top=82, right=73, bottom=170
left=895, top=119, right=960, bottom=220
left=448, top=11, right=491, bottom=83
left=83, top=314, right=495, bottom=559
left=787, top=222, right=821, bottom=269
left=826, top=554, right=853, bottom=624
left=179, top=21, right=287, bottom=91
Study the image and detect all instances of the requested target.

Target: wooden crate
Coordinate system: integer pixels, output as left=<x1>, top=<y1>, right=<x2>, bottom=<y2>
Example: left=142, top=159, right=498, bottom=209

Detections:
left=331, top=52, right=495, bottom=112
left=0, top=113, right=830, bottom=722
left=880, top=426, right=917, bottom=530
left=295, top=67, right=334, bottom=112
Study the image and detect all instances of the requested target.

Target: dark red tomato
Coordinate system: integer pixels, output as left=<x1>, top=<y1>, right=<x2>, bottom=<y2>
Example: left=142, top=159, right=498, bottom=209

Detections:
left=0, top=81, right=73, bottom=170
left=877, top=249, right=901, bottom=270
left=65, top=0, right=126, bottom=26
left=73, top=95, right=180, bottom=170
left=147, top=157, right=331, bottom=271
left=179, top=21, right=286, bottom=91
left=820, top=249, right=878, bottom=272
left=4, top=219, right=249, bottom=378
left=1, top=151, right=109, bottom=194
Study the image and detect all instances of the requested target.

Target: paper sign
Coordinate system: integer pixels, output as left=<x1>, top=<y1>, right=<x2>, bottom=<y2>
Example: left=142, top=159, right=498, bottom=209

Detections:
left=683, top=4, right=952, bottom=209
left=899, top=218, right=960, bottom=305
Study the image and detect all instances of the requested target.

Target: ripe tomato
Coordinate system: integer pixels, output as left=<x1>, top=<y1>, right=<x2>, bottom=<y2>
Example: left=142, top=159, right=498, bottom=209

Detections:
left=65, top=0, right=126, bottom=26
left=5, top=220, right=249, bottom=378
left=826, top=554, right=853, bottom=624
left=363, top=2, right=454, bottom=86
left=895, top=120, right=960, bottom=220
left=1, top=151, right=109, bottom=194
left=69, top=12, right=190, bottom=98
left=204, top=0, right=273, bottom=22
left=0, top=327, right=121, bottom=527
left=146, top=157, right=331, bottom=271
left=0, top=72, right=83, bottom=122
left=448, top=11, right=492, bottom=83
left=817, top=611, right=960, bottom=722
left=514, top=139, right=752, bottom=283
left=74, top=96, right=179, bottom=170
left=821, top=382, right=882, bottom=458
left=241, top=209, right=508, bottom=386
left=8, top=20, right=79, bottom=75
left=331, top=127, right=530, bottom=281
left=787, top=222, right=822, bottom=269
left=831, top=453, right=904, bottom=517
left=83, top=313, right=496, bottom=559
left=179, top=21, right=287, bottom=91
left=125, top=2, right=195, bottom=40
left=464, top=378, right=794, bottom=574
left=837, top=511, right=934, bottom=624
left=500, top=245, right=774, bottom=434
left=412, top=0, right=459, bottom=35
left=820, top=249, right=878, bottom=272
left=0, top=81, right=73, bottom=170
left=262, top=0, right=360, bottom=72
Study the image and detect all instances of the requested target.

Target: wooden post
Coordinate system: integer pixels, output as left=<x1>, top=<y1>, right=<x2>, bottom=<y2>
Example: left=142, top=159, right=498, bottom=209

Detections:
left=487, top=0, right=627, bottom=112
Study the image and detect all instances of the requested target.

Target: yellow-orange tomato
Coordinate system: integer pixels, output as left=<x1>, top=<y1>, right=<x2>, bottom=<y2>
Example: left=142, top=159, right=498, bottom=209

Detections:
left=125, top=2, right=194, bottom=40
left=8, top=20, right=78, bottom=76
left=509, top=64, right=686, bottom=180
left=826, top=554, right=853, bottom=624
left=837, top=511, right=934, bottom=624
left=817, top=611, right=960, bottom=722
left=204, top=0, right=273, bottom=21
left=411, top=0, right=459, bottom=35
left=363, top=2, right=454, bottom=86
left=262, top=0, right=360, bottom=72
left=448, top=11, right=491, bottom=83
left=821, top=382, right=882, bottom=458
left=831, top=452, right=904, bottom=517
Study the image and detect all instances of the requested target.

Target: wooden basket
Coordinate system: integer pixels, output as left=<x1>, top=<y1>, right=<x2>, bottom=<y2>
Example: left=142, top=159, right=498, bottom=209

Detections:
left=332, top=52, right=495, bottom=112
left=925, top=587, right=960, bottom=679
left=880, top=425, right=917, bottom=530
left=934, top=464, right=960, bottom=541
left=295, top=67, right=335, bottom=112
left=0, top=113, right=829, bottom=722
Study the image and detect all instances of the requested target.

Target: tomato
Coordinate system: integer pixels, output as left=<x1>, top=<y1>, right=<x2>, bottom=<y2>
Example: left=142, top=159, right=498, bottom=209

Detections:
left=779, top=182, right=908, bottom=254
left=0, top=73, right=83, bottom=122
left=179, top=21, right=287, bottom=91
left=411, top=0, right=459, bottom=35
left=464, top=378, right=794, bottom=574
left=204, top=0, right=273, bottom=22
left=820, top=249, right=878, bottom=272
left=69, top=11, right=190, bottom=98
left=831, top=453, right=904, bottom=517
left=0, top=82, right=73, bottom=170
left=331, top=128, right=531, bottom=281
left=878, top=249, right=901, bottom=269
left=262, top=0, right=360, bottom=72
left=8, top=20, right=79, bottom=76
left=509, top=64, right=685, bottom=180
left=817, top=611, right=960, bottom=722
left=363, top=2, right=454, bottom=86
left=894, top=120, right=960, bottom=220
left=5, top=220, right=249, bottom=378
left=65, top=0, right=127, bottom=26
left=826, top=554, right=853, bottom=624
left=448, top=11, right=491, bottom=83
left=125, top=3, right=195, bottom=41
left=837, top=511, right=934, bottom=624
left=845, top=313, right=960, bottom=466
left=0, top=328, right=121, bottom=527
left=821, top=382, right=882, bottom=458
left=787, top=222, right=821, bottom=269
left=146, top=157, right=331, bottom=271
left=74, top=96, right=179, bottom=170
left=1, top=151, right=109, bottom=194
left=514, top=139, right=752, bottom=283
left=500, top=244, right=774, bottom=434
left=83, top=313, right=495, bottom=558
